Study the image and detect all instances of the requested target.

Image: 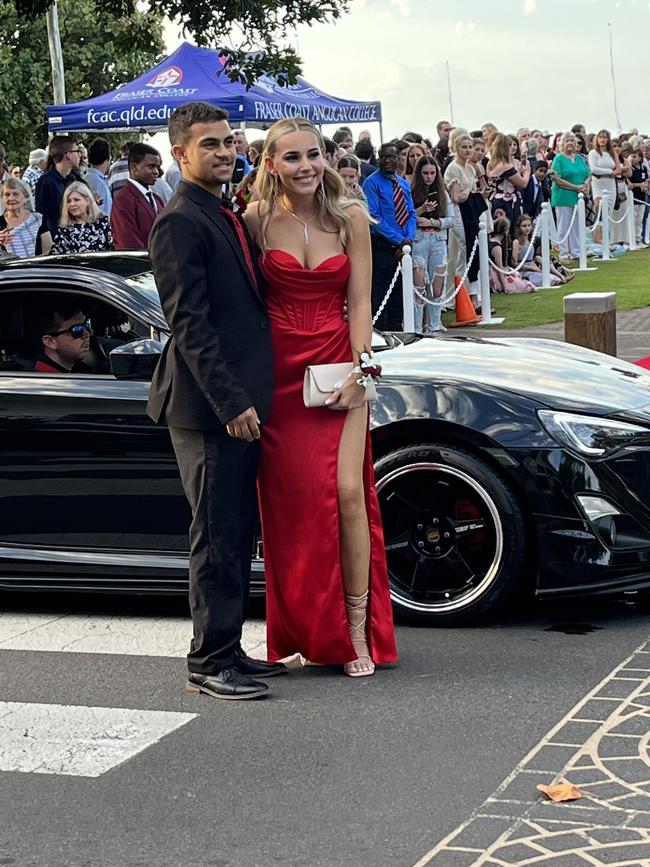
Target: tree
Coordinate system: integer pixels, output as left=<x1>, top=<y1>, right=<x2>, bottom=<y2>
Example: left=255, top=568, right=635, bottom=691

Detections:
left=0, top=0, right=164, bottom=164
left=14, top=1, right=350, bottom=87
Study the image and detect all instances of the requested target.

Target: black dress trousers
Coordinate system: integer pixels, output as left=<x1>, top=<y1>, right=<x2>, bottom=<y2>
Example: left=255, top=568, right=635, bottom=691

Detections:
left=169, top=425, right=259, bottom=674
left=371, top=233, right=404, bottom=331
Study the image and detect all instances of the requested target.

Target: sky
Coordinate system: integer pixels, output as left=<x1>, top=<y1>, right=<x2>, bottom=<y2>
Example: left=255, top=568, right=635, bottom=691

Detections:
left=162, top=0, right=649, bottom=144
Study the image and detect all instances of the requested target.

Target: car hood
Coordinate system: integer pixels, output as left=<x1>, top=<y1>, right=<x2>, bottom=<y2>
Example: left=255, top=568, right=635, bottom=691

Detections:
left=378, top=334, right=650, bottom=417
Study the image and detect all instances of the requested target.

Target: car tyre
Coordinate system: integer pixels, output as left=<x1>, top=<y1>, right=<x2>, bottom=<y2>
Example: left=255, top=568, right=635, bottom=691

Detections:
left=374, top=443, right=528, bottom=624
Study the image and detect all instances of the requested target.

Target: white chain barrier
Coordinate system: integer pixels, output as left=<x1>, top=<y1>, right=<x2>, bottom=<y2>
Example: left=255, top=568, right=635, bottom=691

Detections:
left=488, top=214, right=542, bottom=275
left=548, top=203, right=578, bottom=245
left=411, top=235, right=480, bottom=308
left=587, top=198, right=603, bottom=230
left=608, top=207, right=628, bottom=225
left=378, top=182, right=649, bottom=332
left=576, top=193, right=597, bottom=272
left=371, top=258, right=402, bottom=326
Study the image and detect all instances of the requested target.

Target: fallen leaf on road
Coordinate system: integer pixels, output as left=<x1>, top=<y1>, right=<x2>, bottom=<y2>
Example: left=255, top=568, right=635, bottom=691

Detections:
left=536, top=782, right=583, bottom=802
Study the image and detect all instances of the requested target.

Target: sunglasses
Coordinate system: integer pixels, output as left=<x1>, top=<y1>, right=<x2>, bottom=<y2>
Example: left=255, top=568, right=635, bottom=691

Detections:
left=47, top=318, right=92, bottom=339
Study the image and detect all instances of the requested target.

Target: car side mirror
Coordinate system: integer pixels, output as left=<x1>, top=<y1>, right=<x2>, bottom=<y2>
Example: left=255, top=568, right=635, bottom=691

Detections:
left=109, top=338, right=163, bottom=380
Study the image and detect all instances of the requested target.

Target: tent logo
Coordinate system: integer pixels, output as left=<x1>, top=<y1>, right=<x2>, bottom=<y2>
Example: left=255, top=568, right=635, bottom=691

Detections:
left=147, top=66, right=183, bottom=88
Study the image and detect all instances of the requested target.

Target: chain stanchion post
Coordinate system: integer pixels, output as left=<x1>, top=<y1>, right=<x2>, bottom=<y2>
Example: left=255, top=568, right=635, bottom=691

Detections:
left=401, top=244, right=415, bottom=332
left=476, top=220, right=504, bottom=326
left=626, top=185, right=637, bottom=251
left=575, top=192, right=597, bottom=272
left=594, top=191, right=614, bottom=262
left=540, top=202, right=552, bottom=286
left=602, top=191, right=611, bottom=261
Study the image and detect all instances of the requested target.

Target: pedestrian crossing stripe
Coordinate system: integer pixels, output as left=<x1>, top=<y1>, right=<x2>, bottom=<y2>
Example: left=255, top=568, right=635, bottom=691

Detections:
left=0, top=701, right=196, bottom=777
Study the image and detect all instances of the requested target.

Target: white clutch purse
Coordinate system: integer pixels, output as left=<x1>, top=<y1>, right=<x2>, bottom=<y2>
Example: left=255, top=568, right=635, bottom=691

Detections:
left=303, top=362, right=377, bottom=408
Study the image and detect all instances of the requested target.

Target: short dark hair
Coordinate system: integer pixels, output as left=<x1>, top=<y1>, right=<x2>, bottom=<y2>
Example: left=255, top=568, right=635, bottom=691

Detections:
left=36, top=302, right=84, bottom=338
left=402, top=131, right=423, bottom=143
left=88, top=137, right=110, bottom=166
left=354, top=139, right=373, bottom=160
left=128, top=143, right=160, bottom=168
left=168, top=101, right=230, bottom=146
left=322, top=137, right=336, bottom=156
left=332, top=129, right=351, bottom=145
left=379, top=142, right=398, bottom=156
left=49, top=136, right=76, bottom=164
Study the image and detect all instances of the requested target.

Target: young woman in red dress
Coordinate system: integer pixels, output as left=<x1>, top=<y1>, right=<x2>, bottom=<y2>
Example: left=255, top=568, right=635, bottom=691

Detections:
left=243, top=118, right=397, bottom=677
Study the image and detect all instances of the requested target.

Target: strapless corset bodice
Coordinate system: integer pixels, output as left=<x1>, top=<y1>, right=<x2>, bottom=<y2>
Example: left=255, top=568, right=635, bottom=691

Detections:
left=261, top=249, right=350, bottom=333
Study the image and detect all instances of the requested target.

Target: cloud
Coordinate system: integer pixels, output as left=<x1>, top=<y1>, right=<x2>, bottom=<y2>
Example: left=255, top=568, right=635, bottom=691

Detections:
left=523, top=0, right=537, bottom=14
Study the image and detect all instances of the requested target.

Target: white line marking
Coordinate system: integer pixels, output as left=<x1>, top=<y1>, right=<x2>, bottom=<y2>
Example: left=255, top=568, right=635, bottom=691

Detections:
left=0, top=614, right=267, bottom=659
left=0, top=701, right=196, bottom=777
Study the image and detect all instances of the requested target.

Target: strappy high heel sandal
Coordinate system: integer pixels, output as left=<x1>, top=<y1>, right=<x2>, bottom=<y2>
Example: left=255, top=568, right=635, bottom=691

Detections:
left=343, top=591, right=375, bottom=678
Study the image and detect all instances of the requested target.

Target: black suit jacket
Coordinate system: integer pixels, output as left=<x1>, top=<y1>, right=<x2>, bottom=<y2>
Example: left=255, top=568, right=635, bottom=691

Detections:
left=522, top=175, right=544, bottom=218
left=146, top=180, right=273, bottom=430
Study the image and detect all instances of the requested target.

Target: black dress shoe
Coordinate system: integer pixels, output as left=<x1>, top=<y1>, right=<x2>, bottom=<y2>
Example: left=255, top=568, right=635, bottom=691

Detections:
left=235, top=648, right=288, bottom=678
left=186, top=667, right=269, bottom=700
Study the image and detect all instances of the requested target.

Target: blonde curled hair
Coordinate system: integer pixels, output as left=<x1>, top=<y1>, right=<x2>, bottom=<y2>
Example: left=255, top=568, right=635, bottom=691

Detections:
left=255, top=117, right=356, bottom=251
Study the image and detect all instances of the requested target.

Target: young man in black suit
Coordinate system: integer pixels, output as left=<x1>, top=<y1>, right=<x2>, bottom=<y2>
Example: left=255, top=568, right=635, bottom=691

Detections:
left=147, top=101, right=285, bottom=700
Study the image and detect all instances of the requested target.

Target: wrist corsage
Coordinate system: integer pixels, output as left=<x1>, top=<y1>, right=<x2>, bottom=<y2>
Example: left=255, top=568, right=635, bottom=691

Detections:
left=355, top=347, right=382, bottom=391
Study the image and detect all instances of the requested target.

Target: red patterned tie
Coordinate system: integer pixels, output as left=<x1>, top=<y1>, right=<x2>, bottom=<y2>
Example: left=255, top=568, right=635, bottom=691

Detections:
left=391, top=176, right=409, bottom=228
left=219, top=205, right=258, bottom=289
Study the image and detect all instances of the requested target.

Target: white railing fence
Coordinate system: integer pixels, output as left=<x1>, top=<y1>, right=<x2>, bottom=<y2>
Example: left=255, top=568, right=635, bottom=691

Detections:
left=383, top=184, right=646, bottom=332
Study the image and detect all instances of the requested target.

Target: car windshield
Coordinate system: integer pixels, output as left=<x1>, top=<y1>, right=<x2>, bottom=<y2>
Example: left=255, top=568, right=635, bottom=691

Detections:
left=125, top=272, right=159, bottom=304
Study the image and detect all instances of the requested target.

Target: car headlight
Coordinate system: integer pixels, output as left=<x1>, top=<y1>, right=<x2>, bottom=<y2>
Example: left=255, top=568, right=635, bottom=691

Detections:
left=538, top=410, right=650, bottom=457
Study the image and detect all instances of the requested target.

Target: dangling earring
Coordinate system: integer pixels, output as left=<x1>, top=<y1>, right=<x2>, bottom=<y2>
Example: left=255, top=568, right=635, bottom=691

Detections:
left=271, top=173, right=278, bottom=210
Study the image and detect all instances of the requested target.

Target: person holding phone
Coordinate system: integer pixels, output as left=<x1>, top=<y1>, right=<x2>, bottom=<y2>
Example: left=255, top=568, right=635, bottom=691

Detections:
left=411, top=156, right=454, bottom=332
left=486, top=133, right=531, bottom=233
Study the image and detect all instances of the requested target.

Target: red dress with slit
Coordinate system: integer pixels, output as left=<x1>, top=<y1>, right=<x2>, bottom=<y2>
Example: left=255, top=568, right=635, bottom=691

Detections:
left=258, top=248, right=398, bottom=665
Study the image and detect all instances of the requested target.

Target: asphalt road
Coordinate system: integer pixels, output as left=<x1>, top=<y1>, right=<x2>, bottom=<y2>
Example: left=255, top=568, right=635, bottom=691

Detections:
left=2, top=592, right=650, bottom=867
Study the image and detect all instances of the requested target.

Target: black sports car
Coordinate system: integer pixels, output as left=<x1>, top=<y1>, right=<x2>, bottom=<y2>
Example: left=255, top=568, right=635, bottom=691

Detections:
left=2, top=252, right=650, bottom=624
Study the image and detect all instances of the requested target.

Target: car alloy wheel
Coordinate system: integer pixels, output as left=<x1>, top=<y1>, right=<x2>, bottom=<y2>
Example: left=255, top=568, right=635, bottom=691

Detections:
left=374, top=444, right=527, bottom=623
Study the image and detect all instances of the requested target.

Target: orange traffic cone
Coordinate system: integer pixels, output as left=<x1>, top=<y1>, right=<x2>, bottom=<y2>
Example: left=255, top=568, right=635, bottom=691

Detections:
left=449, top=276, right=481, bottom=327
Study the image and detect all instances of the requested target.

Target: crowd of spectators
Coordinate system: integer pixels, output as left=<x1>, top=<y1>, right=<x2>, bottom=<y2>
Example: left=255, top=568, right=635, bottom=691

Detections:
left=2, top=120, right=650, bottom=334
left=229, top=121, right=650, bottom=330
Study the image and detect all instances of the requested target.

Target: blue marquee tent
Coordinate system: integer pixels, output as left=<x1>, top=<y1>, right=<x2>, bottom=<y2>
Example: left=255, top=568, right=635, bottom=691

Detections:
left=47, top=42, right=382, bottom=134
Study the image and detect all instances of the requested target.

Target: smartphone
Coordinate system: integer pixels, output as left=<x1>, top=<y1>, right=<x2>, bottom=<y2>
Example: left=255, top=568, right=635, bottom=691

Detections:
left=426, top=192, right=437, bottom=202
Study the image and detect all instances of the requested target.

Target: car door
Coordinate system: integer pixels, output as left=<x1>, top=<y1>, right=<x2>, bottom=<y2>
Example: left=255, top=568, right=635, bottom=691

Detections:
left=0, top=277, right=191, bottom=590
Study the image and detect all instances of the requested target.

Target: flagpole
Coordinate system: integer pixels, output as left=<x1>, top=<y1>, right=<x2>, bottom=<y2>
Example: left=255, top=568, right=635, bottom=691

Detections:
left=608, top=23, right=623, bottom=134
left=446, top=60, right=454, bottom=125
left=46, top=0, right=66, bottom=105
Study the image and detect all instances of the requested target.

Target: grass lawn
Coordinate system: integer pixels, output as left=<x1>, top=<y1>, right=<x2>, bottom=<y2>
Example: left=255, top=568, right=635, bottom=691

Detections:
left=443, top=249, right=650, bottom=329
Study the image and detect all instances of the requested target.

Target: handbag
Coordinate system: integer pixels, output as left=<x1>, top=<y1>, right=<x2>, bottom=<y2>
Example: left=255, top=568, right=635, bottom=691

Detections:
left=303, top=362, right=377, bottom=407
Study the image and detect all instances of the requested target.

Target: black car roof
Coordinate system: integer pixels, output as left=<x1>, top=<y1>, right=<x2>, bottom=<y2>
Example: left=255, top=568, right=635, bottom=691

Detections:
left=0, top=251, right=151, bottom=278
left=0, top=253, right=168, bottom=332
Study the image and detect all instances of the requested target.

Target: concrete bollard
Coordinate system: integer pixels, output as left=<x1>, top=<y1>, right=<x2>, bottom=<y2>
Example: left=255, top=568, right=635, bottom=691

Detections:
left=564, top=292, right=617, bottom=356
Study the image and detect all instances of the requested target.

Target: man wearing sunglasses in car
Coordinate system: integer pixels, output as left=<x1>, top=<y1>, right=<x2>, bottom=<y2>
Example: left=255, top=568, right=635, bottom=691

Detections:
left=31, top=305, right=92, bottom=373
